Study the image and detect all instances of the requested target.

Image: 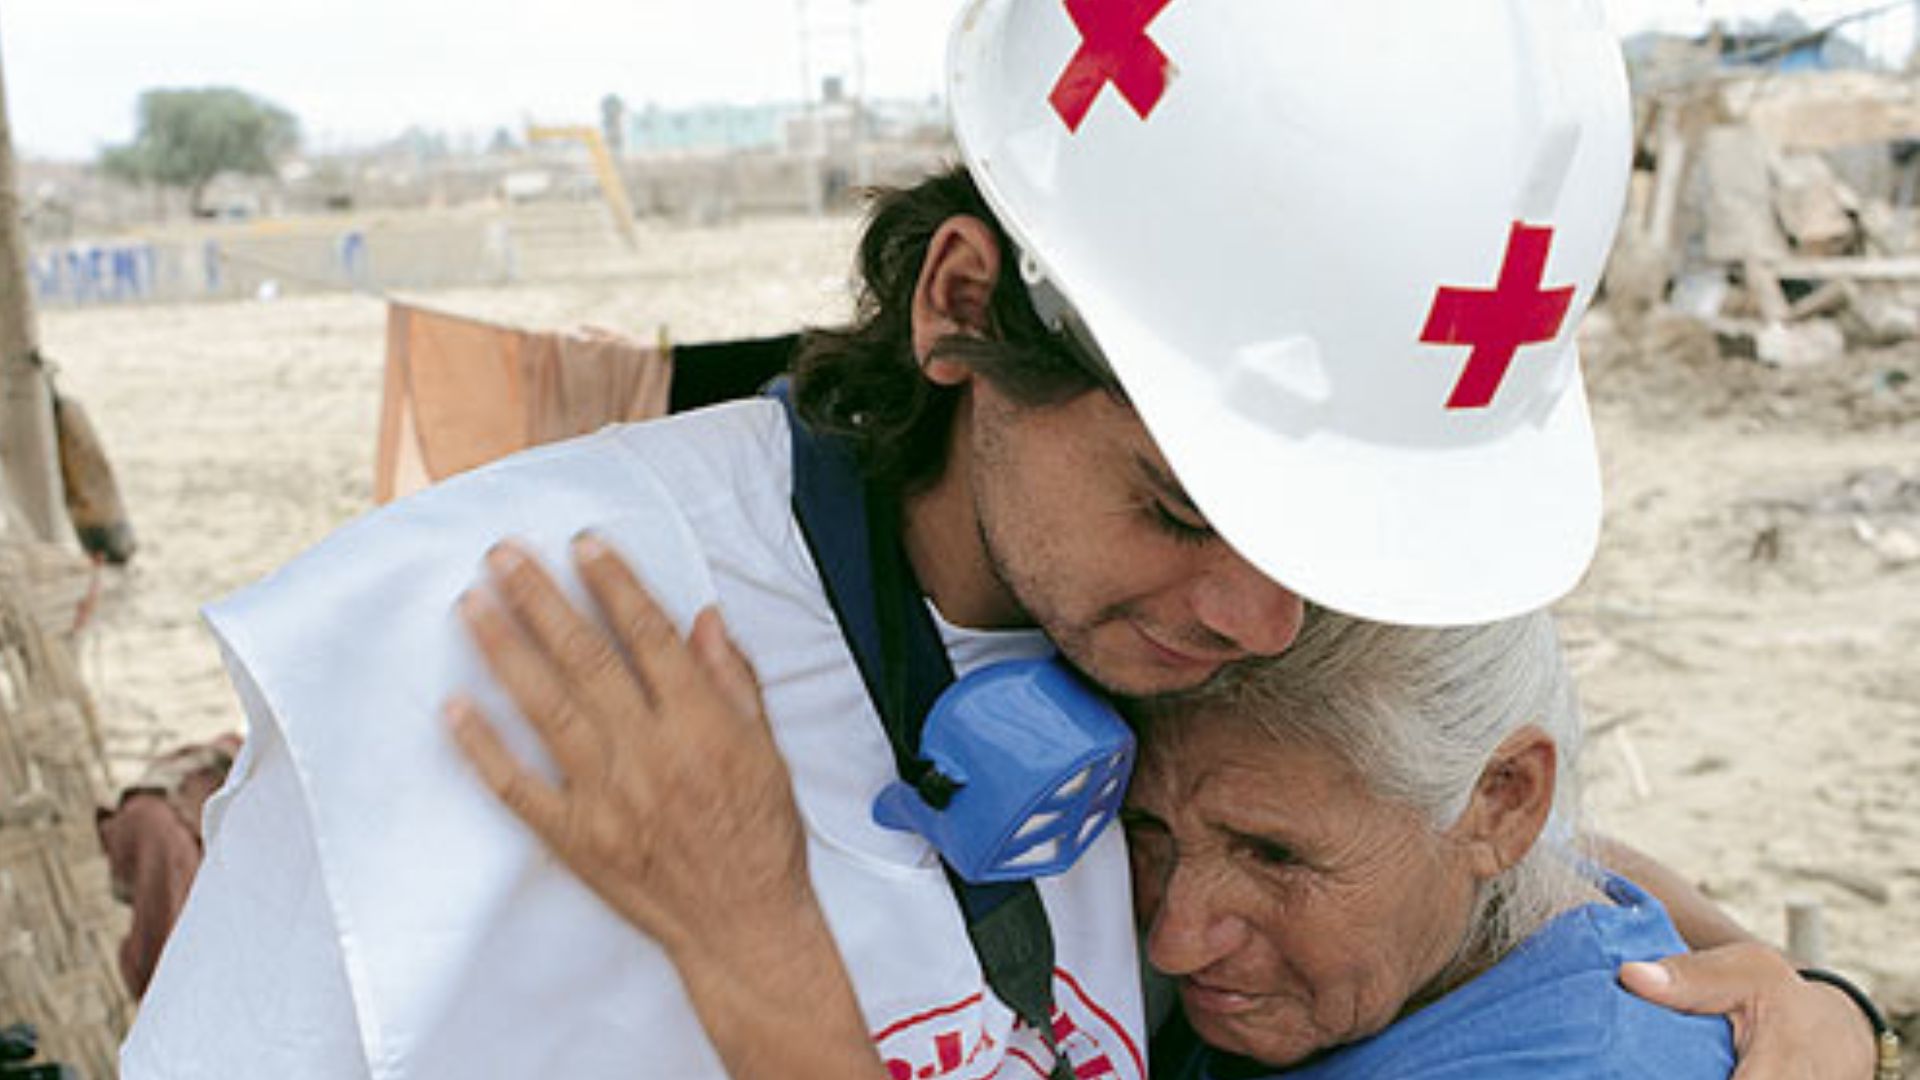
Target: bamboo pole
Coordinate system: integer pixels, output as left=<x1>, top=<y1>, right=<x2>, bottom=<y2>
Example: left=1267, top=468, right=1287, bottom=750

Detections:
left=0, top=14, right=73, bottom=546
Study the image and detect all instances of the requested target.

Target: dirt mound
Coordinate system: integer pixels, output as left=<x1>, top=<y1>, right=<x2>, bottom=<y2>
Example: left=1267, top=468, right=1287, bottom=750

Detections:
left=1582, top=306, right=1920, bottom=435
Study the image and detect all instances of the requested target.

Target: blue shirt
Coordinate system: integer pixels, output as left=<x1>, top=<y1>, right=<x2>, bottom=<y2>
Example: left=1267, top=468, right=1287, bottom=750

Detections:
left=1174, top=874, right=1734, bottom=1079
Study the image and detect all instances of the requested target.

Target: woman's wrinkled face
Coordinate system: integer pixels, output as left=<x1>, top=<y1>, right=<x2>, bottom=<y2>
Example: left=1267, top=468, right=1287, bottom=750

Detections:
left=1124, top=713, right=1481, bottom=1067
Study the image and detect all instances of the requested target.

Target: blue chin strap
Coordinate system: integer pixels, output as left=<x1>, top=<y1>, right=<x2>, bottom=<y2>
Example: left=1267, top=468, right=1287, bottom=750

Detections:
left=872, top=659, right=1134, bottom=884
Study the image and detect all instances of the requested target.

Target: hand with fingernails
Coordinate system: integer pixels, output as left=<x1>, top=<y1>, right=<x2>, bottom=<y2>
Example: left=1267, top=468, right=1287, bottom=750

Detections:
left=1621, top=947, right=1881, bottom=1080
left=445, top=536, right=887, bottom=1080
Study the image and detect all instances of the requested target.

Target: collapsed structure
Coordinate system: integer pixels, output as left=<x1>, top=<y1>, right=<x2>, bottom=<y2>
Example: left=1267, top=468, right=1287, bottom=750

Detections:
left=1606, top=47, right=1920, bottom=371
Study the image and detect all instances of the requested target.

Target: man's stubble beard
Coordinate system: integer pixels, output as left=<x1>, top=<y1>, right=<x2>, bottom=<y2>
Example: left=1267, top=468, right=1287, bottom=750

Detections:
left=971, top=502, right=1269, bottom=709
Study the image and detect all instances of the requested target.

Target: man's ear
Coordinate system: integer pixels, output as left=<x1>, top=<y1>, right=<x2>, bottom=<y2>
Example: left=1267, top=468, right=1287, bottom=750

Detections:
left=1449, top=726, right=1557, bottom=881
left=911, top=216, right=1002, bottom=387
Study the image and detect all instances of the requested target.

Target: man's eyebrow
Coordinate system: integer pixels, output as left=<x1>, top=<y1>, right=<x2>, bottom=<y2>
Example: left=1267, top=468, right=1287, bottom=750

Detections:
left=1135, top=454, right=1207, bottom=521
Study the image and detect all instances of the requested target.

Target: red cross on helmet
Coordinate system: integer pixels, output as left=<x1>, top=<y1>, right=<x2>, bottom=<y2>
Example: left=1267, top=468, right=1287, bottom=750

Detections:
left=947, top=0, right=1632, bottom=626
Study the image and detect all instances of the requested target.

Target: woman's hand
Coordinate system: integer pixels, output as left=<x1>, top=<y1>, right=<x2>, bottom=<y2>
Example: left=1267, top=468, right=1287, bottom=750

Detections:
left=1603, top=836, right=1877, bottom=1079
left=446, top=536, right=888, bottom=1080
left=447, top=536, right=803, bottom=958
left=1621, top=946, right=1878, bottom=1080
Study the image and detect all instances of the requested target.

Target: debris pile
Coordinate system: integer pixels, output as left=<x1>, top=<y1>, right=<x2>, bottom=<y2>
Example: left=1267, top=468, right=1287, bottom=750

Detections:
left=1591, top=66, right=1920, bottom=427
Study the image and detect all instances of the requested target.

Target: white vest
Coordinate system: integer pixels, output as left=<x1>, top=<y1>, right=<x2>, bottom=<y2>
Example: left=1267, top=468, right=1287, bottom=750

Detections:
left=124, top=401, right=1146, bottom=1080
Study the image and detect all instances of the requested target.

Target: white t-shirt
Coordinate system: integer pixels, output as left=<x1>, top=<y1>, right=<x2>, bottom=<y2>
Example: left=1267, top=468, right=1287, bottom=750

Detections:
left=123, top=401, right=1147, bottom=1080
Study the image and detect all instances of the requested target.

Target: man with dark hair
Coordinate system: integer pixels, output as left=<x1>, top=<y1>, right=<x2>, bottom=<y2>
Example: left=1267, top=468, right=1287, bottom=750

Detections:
left=125, top=1, right=1882, bottom=1077
left=790, top=166, right=1120, bottom=492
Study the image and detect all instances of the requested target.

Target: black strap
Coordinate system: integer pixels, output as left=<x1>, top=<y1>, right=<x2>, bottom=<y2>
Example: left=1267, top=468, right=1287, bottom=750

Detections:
left=770, top=382, right=1071, bottom=1078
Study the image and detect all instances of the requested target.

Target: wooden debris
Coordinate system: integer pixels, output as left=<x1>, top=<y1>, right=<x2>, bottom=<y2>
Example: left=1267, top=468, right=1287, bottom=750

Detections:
left=1840, top=290, right=1920, bottom=347
left=1786, top=898, right=1828, bottom=967
left=1745, top=89, right=1920, bottom=152
left=1786, top=281, right=1852, bottom=322
left=1701, top=125, right=1787, bottom=263
left=1756, top=320, right=1846, bottom=368
left=1646, top=101, right=1690, bottom=255
left=1743, top=259, right=1791, bottom=324
left=1771, top=153, right=1855, bottom=256
left=1770, top=256, right=1920, bottom=282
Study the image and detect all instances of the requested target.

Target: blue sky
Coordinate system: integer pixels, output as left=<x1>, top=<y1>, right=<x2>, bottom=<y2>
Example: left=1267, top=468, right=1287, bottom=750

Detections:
left=3, top=0, right=1910, bottom=161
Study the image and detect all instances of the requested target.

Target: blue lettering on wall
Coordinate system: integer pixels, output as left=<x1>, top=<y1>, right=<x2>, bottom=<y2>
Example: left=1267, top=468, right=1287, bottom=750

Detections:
left=339, top=230, right=368, bottom=288
left=34, top=241, right=160, bottom=305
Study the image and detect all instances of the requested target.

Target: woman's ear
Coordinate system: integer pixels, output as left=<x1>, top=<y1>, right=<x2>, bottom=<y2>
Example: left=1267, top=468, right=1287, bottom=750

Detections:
left=1450, top=726, right=1557, bottom=881
left=911, top=216, right=1002, bottom=386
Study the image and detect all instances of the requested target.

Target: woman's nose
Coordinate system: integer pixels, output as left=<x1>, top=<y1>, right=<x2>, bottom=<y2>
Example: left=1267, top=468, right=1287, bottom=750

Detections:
left=1190, top=548, right=1304, bottom=658
left=1143, top=860, right=1250, bottom=977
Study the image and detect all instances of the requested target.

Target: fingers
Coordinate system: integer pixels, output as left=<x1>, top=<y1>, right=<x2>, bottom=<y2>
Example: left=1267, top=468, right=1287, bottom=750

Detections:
left=444, top=695, right=568, bottom=840
left=690, top=608, right=764, bottom=723
left=484, top=542, right=653, bottom=721
left=457, top=585, right=604, bottom=774
left=1617, top=959, right=1685, bottom=1005
left=572, top=533, right=699, bottom=704
left=1619, top=942, right=1793, bottom=1018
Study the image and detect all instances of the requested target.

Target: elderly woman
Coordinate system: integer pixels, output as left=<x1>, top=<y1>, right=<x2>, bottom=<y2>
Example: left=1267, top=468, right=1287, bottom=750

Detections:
left=441, top=557, right=1873, bottom=1078
left=1127, top=609, right=1733, bottom=1076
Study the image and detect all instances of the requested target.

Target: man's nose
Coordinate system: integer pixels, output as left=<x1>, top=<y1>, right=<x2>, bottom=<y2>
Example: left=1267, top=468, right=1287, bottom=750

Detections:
left=1144, top=860, right=1250, bottom=977
left=1190, top=548, right=1304, bottom=658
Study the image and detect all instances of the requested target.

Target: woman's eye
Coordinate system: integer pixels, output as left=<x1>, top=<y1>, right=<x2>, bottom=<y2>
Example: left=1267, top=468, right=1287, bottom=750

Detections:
left=1149, top=502, right=1214, bottom=546
left=1241, top=836, right=1298, bottom=868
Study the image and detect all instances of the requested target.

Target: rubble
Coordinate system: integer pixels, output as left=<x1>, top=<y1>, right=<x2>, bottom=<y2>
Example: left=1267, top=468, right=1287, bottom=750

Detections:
left=1700, top=125, right=1786, bottom=263
left=1601, top=66, right=1920, bottom=402
left=1771, top=152, right=1854, bottom=255
left=1755, top=320, right=1846, bottom=368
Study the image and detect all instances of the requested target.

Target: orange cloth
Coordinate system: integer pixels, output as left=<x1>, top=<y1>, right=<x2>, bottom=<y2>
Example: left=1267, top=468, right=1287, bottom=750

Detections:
left=376, top=304, right=672, bottom=504
left=526, top=327, right=674, bottom=448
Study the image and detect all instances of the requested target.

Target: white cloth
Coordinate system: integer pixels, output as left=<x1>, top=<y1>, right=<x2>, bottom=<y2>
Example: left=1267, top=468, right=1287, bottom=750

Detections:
left=124, top=401, right=1147, bottom=1080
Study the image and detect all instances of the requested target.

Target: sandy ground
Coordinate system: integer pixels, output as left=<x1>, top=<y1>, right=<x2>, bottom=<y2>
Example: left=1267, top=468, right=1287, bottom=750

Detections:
left=39, top=211, right=1919, bottom=1048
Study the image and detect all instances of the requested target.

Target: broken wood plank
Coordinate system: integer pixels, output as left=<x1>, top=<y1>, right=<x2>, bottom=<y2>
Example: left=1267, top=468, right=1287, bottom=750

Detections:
left=1647, top=102, right=1688, bottom=253
left=1786, top=280, right=1850, bottom=321
left=1702, top=125, right=1787, bottom=263
left=1769, top=256, right=1920, bottom=282
left=1751, top=97, right=1920, bottom=153
left=1745, top=259, right=1791, bottom=323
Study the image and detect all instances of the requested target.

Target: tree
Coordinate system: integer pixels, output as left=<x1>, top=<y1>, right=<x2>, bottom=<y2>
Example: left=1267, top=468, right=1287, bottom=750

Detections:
left=101, top=87, right=299, bottom=215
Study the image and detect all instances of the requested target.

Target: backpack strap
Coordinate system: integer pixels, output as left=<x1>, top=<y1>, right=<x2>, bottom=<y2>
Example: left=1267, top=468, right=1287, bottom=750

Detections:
left=770, top=381, right=1072, bottom=1079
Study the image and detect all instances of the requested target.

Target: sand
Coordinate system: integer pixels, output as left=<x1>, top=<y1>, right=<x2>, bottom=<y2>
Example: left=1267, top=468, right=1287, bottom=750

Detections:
left=38, top=211, right=1919, bottom=1042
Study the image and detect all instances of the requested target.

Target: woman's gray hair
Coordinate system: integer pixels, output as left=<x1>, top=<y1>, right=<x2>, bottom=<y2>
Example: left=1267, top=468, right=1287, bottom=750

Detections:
left=1176, top=606, right=1592, bottom=968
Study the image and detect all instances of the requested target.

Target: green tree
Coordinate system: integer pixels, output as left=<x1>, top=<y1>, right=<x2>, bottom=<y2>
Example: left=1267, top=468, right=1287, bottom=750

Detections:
left=101, top=87, right=299, bottom=215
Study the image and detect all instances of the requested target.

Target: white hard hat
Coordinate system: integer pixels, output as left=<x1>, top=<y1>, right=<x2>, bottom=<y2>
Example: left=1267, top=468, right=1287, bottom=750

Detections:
left=948, top=0, right=1632, bottom=626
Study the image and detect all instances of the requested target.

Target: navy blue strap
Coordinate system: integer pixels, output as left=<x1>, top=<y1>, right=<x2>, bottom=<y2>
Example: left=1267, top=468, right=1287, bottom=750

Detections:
left=770, top=382, right=1064, bottom=1063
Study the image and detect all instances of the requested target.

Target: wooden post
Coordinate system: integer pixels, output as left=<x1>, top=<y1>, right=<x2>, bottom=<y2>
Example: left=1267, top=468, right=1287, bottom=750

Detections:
left=1785, top=897, right=1828, bottom=968
left=0, top=14, right=73, bottom=545
left=1744, top=259, right=1791, bottom=324
left=1646, top=100, right=1689, bottom=256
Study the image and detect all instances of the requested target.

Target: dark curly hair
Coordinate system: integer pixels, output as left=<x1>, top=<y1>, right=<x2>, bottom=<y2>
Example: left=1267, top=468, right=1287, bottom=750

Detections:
left=791, top=165, right=1118, bottom=493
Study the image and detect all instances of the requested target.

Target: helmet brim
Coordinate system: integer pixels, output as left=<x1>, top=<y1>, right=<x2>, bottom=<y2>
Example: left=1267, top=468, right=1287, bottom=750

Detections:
left=1075, top=284, right=1602, bottom=626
